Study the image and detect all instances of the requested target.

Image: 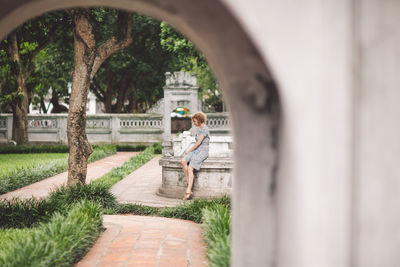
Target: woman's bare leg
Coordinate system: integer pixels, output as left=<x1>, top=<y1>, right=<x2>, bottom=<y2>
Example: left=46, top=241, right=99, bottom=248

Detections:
left=187, top=166, right=194, bottom=194
left=181, top=158, right=189, bottom=184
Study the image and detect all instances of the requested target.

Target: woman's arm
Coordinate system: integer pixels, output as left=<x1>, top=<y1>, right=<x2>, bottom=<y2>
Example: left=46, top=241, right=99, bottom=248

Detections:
left=185, top=135, right=205, bottom=154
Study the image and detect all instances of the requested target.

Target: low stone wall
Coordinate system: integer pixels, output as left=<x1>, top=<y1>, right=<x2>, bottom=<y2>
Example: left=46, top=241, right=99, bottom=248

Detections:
left=158, top=156, right=233, bottom=199
left=0, top=113, right=164, bottom=144
left=0, top=112, right=231, bottom=144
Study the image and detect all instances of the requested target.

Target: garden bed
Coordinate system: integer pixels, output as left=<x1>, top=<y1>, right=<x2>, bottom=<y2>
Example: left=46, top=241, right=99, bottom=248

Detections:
left=0, top=145, right=116, bottom=194
left=0, top=143, right=230, bottom=266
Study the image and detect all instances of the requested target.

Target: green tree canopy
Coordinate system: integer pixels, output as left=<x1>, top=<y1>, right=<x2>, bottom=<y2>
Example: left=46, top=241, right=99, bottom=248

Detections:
left=91, top=13, right=175, bottom=113
left=160, top=22, right=223, bottom=112
left=0, top=10, right=68, bottom=143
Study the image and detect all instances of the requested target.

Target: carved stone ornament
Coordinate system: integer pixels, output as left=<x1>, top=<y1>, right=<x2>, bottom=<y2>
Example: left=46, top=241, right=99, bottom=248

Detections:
left=165, top=71, right=197, bottom=87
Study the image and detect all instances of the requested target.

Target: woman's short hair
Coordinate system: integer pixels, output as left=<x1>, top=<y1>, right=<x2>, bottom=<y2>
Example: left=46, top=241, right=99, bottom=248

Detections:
left=192, top=112, right=207, bottom=124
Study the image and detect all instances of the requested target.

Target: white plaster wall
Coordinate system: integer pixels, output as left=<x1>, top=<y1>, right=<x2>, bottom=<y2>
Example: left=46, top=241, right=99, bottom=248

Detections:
left=355, top=1, right=400, bottom=266
left=221, top=1, right=353, bottom=266
left=223, top=0, right=400, bottom=266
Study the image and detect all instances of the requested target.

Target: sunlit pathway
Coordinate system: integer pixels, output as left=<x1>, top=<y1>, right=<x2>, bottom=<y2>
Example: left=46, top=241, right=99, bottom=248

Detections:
left=0, top=152, right=138, bottom=200
left=111, top=156, right=183, bottom=207
left=77, top=215, right=207, bottom=267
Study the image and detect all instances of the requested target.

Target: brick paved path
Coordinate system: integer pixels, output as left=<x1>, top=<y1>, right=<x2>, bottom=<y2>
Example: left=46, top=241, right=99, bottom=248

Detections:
left=0, top=152, right=138, bottom=200
left=77, top=215, right=207, bottom=267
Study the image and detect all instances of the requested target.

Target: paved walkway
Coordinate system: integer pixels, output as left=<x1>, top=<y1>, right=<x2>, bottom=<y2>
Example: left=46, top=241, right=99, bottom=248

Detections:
left=77, top=215, right=207, bottom=267
left=111, top=156, right=183, bottom=207
left=0, top=152, right=138, bottom=200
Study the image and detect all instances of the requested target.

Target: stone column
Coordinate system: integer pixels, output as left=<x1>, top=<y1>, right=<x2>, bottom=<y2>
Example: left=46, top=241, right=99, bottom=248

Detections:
left=162, top=71, right=200, bottom=155
left=59, top=115, right=68, bottom=144
left=7, top=115, right=12, bottom=141
left=163, top=76, right=172, bottom=141
left=87, top=91, right=97, bottom=115
left=111, top=114, right=119, bottom=144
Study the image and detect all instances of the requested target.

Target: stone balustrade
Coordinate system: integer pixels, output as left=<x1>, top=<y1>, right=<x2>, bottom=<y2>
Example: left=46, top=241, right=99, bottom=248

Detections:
left=0, top=113, right=164, bottom=144
left=0, top=113, right=231, bottom=144
left=205, top=112, right=231, bottom=135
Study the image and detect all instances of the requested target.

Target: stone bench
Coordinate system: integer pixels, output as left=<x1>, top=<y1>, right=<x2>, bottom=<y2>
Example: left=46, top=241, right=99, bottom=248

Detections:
left=158, top=156, right=233, bottom=199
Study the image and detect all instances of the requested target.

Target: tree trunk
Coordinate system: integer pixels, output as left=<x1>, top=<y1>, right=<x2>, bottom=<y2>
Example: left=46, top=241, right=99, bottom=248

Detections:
left=40, top=97, right=48, bottom=113
left=104, top=91, right=113, bottom=113
left=67, top=8, right=132, bottom=185
left=127, top=88, right=135, bottom=113
left=11, top=96, right=28, bottom=144
left=127, top=81, right=138, bottom=113
left=50, top=95, right=68, bottom=113
left=113, top=73, right=130, bottom=113
left=5, top=33, right=29, bottom=145
left=67, top=10, right=95, bottom=185
left=103, top=66, right=113, bottom=113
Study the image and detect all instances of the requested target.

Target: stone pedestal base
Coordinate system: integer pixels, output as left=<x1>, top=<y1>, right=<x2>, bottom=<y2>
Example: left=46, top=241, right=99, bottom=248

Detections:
left=158, top=156, right=233, bottom=199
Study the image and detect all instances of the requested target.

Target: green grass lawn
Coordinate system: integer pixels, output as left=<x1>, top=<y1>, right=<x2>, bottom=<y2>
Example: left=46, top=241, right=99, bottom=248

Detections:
left=0, top=153, right=68, bottom=176
left=0, top=145, right=116, bottom=194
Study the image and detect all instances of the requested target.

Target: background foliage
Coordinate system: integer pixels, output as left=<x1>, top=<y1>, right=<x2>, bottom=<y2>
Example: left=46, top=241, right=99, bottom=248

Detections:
left=0, top=8, right=223, bottom=114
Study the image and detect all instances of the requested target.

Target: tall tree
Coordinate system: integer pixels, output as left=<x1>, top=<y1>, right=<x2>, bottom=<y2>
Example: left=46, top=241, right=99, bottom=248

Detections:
left=160, top=22, right=223, bottom=112
left=0, top=48, right=16, bottom=113
left=67, top=8, right=132, bottom=185
left=31, top=36, right=74, bottom=114
left=0, top=13, right=62, bottom=144
left=91, top=14, right=173, bottom=113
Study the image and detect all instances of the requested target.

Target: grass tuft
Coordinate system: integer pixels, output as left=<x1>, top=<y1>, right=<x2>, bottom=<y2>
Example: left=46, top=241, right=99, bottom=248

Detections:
left=114, top=203, right=160, bottom=216
left=0, top=200, right=103, bottom=267
left=48, top=182, right=118, bottom=212
left=202, top=204, right=231, bottom=267
left=159, top=196, right=230, bottom=223
left=0, top=198, right=54, bottom=228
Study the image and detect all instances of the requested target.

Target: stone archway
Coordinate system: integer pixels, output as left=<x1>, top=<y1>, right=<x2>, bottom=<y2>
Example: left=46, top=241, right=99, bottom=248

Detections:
left=0, top=1, right=281, bottom=266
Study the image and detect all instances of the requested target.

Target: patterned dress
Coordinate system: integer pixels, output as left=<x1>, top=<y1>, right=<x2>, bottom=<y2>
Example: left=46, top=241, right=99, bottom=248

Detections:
left=184, top=125, right=210, bottom=170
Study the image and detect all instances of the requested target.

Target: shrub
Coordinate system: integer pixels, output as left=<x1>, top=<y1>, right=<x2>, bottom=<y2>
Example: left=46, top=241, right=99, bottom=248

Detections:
left=151, top=142, right=162, bottom=154
left=115, top=144, right=147, bottom=152
left=159, top=196, right=230, bottom=223
left=0, top=144, right=118, bottom=155
left=0, top=183, right=116, bottom=229
left=0, top=198, right=54, bottom=228
left=0, top=200, right=103, bottom=267
left=114, top=203, right=160, bottom=216
left=0, top=144, right=69, bottom=154
left=48, top=183, right=118, bottom=212
left=202, top=205, right=231, bottom=267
